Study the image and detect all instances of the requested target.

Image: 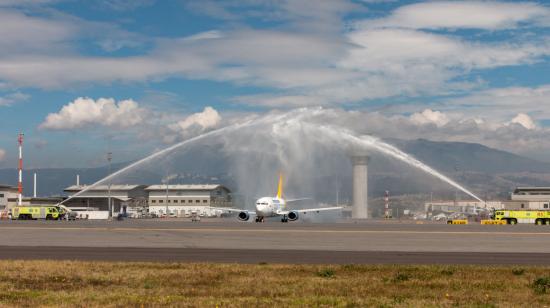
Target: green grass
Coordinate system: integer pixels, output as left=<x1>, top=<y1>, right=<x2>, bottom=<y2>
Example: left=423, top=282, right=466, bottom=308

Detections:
left=0, top=261, right=549, bottom=307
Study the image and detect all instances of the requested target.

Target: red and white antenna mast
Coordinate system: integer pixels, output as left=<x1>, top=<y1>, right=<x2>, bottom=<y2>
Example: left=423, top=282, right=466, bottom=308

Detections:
left=17, top=133, right=24, bottom=206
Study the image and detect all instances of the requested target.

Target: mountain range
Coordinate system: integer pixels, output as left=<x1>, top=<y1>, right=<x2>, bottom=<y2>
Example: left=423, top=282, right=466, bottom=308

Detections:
left=1, top=139, right=549, bottom=201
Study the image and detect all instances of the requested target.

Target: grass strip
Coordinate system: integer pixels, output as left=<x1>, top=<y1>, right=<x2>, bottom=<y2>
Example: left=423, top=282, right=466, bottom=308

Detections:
left=0, top=260, right=549, bottom=307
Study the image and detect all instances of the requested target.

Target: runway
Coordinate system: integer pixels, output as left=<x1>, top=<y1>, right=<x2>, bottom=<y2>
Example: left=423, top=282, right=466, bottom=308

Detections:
left=1, top=219, right=550, bottom=264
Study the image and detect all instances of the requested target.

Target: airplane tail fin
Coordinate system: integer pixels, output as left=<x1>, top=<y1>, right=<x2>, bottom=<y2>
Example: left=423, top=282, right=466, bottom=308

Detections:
left=276, top=173, right=283, bottom=199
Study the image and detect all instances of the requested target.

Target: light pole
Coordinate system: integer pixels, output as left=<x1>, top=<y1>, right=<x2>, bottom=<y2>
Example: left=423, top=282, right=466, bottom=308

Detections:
left=163, top=174, right=177, bottom=217
left=107, top=152, right=112, bottom=218
left=165, top=179, right=169, bottom=216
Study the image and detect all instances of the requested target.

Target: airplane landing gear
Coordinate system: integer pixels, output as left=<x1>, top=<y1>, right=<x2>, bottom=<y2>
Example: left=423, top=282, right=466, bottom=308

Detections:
left=255, top=216, right=265, bottom=223
left=281, top=215, right=288, bottom=223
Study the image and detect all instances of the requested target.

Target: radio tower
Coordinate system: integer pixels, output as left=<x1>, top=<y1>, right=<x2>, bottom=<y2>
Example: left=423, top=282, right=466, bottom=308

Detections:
left=384, top=190, right=391, bottom=219
left=17, top=133, right=24, bottom=206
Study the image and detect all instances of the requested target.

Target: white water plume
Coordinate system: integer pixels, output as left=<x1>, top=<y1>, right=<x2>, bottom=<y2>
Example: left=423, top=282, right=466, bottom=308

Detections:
left=59, top=109, right=315, bottom=205
left=60, top=107, right=484, bottom=207
left=297, top=122, right=484, bottom=203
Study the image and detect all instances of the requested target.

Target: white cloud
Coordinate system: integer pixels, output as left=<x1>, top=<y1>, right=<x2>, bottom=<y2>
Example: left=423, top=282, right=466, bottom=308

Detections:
left=0, top=148, right=5, bottom=162
left=40, top=97, right=147, bottom=130
left=510, top=113, right=537, bottom=130
left=98, top=0, right=155, bottom=11
left=0, top=0, right=58, bottom=6
left=294, top=108, right=550, bottom=161
left=0, top=92, right=29, bottom=106
left=410, top=109, right=450, bottom=127
left=173, top=106, right=221, bottom=132
left=0, top=1, right=548, bottom=110
left=360, top=1, right=550, bottom=30
left=442, top=85, right=550, bottom=120
left=0, top=10, right=74, bottom=54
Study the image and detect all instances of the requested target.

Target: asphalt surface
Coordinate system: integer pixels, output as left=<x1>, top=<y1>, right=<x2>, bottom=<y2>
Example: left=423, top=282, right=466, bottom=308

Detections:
left=1, top=219, right=550, bottom=264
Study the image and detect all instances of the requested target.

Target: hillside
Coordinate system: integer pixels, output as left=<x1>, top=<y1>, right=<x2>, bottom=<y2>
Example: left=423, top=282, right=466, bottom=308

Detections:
left=1, top=139, right=549, bottom=200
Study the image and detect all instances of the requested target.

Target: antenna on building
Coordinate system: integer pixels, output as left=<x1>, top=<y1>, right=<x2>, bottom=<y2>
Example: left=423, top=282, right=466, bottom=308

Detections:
left=384, top=190, right=391, bottom=219
left=17, top=133, right=24, bottom=206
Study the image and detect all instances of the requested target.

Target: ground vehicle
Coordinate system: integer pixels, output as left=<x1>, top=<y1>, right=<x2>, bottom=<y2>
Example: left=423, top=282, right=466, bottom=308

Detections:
left=12, top=206, right=67, bottom=220
left=493, top=210, right=550, bottom=225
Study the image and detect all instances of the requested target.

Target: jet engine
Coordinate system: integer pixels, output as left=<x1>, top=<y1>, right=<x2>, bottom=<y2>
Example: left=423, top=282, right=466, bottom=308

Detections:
left=238, top=211, right=250, bottom=221
left=287, top=211, right=299, bottom=221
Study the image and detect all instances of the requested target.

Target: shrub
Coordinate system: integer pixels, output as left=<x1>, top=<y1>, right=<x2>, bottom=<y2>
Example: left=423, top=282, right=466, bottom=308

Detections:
left=317, top=268, right=335, bottom=278
left=532, top=277, right=550, bottom=294
left=392, top=273, right=410, bottom=283
left=511, top=268, right=525, bottom=276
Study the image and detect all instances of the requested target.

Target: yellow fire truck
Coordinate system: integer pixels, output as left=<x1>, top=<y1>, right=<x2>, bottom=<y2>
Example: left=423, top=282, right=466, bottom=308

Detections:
left=493, top=210, right=550, bottom=225
left=11, top=206, right=67, bottom=220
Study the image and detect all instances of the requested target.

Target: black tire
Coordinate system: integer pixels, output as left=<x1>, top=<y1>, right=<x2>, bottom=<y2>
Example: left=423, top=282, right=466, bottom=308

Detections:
left=536, top=219, right=543, bottom=226
left=510, top=219, right=517, bottom=225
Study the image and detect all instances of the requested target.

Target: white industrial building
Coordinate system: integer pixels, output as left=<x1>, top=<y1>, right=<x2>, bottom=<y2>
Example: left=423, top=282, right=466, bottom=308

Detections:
left=63, top=185, right=148, bottom=214
left=505, top=187, right=550, bottom=210
left=425, top=187, right=550, bottom=215
left=425, top=200, right=504, bottom=214
left=62, top=183, right=232, bottom=218
left=0, top=184, right=18, bottom=211
left=145, top=184, right=231, bottom=217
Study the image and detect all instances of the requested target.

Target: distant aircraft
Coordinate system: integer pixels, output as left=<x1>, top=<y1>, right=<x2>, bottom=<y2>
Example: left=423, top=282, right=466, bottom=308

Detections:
left=213, top=174, right=342, bottom=222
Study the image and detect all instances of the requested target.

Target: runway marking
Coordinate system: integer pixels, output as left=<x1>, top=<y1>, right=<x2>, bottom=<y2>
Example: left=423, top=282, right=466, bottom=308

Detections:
left=2, top=226, right=550, bottom=236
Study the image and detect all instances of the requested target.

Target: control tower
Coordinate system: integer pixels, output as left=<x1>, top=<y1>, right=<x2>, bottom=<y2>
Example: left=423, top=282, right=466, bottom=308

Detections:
left=351, top=155, right=369, bottom=219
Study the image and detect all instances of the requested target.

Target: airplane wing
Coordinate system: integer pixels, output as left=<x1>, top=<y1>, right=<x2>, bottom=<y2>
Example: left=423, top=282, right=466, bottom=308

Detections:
left=285, top=198, right=313, bottom=203
left=277, top=206, right=343, bottom=215
left=209, top=207, right=256, bottom=215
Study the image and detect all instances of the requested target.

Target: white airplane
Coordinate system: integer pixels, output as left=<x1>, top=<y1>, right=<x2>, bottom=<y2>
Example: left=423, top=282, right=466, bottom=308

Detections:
left=213, top=174, right=342, bottom=222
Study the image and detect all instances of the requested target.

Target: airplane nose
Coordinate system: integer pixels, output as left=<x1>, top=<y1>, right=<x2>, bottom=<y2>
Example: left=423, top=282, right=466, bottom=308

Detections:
left=256, top=203, right=267, bottom=214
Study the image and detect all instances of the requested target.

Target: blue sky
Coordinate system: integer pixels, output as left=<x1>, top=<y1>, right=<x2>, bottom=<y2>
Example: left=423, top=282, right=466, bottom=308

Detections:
left=0, top=0, right=549, bottom=168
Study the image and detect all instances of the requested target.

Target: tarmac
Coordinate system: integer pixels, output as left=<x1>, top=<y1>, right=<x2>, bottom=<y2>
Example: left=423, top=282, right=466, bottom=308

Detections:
left=1, top=219, right=550, bottom=264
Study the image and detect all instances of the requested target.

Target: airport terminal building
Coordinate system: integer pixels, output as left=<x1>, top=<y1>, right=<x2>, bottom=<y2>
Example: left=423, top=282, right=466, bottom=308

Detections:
left=0, top=184, right=18, bottom=211
left=63, top=185, right=149, bottom=214
left=506, top=187, right=550, bottom=210
left=63, top=183, right=232, bottom=217
left=146, top=184, right=231, bottom=216
left=424, top=187, right=550, bottom=219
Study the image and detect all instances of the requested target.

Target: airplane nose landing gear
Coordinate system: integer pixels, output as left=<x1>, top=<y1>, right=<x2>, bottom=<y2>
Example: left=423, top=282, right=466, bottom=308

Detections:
left=281, top=215, right=288, bottom=223
left=255, top=216, right=265, bottom=223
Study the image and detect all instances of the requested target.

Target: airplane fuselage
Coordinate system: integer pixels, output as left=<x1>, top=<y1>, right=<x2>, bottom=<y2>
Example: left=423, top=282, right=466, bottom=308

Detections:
left=254, top=196, right=286, bottom=218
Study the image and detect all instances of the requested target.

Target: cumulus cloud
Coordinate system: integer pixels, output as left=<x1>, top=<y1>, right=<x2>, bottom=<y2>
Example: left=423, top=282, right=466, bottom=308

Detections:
left=0, top=148, right=5, bottom=162
left=510, top=113, right=537, bottom=130
left=174, top=107, right=221, bottom=131
left=295, top=108, right=550, bottom=161
left=360, top=1, right=550, bottom=30
left=410, top=109, right=450, bottom=127
left=39, top=97, right=147, bottom=130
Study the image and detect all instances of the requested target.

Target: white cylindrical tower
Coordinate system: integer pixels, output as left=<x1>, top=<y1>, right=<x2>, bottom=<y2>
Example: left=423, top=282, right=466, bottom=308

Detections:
left=351, top=155, right=369, bottom=219
left=17, top=133, right=24, bottom=206
left=33, top=173, right=37, bottom=198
